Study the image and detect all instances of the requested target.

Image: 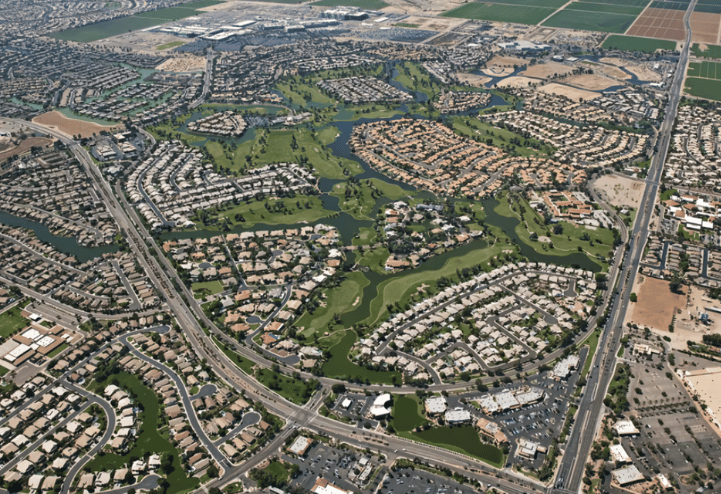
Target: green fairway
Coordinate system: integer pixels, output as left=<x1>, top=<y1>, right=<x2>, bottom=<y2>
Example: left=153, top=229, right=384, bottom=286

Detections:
left=358, top=247, right=391, bottom=274
left=602, top=35, right=677, bottom=52
left=255, top=368, right=317, bottom=405
left=692, top=44, right=721, bottom=59
left=321, top=330, right=402, bottom=385
left=492, top=195, right=615, bottom=261
left=443, top=3, right=556, bottom=24
left=296, top=272, right=369, bottom=337
left=542, top=10, right=637, bottom=32
left=0, top=304, right=28, bottom=339
left=684, top=77, right=721, bottom=101
left=85, top=372, right=199, bottom=494
left=191, top=280, right=224, bottom=299
left=391, top=395, right=428, bottom=432
left=393, top=62, right=444, bottom=100
left=355, top=240, right=507, bottom=327
left=408, top=426, right=504, bottom=467
left=199, top=196, right=331, bottom=230
left=330, top=178, right=411, bottom=221
left=450, top=117, right=552, bottom=156
left=314, top=0, right=388, bottom=6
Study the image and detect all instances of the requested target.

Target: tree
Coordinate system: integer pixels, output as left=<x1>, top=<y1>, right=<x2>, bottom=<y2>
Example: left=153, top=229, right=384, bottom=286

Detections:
left=630, top=293, right=637, bottom=302
left=207, top=464, right=219, bottom=478
left=161, top=453, right=174, bottom=475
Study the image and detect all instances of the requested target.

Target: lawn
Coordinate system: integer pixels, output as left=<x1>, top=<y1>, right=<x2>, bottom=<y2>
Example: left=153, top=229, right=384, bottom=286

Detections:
left=330, top=178, right=411, bottom=221
left=579, top=328, right=601, bottom=378
left=213, top=336, right=255, bottom=375
left=692, top=44, right=721, bottom=59
left=157, top=41, right=186, bottom=50
left=191, top=280, right=224, bottom=299
left=47, top=343, right=69, bottom=359
left=405, top=426, right=504, bottom=468
left=313, top=0, right=388, bottom=7
left=0, top=304, right=28, bottom=339
left=254, top=368, right=316, bottom=405
left=320, top=330, right=402, bottom=385
left=685, top=77, right=721, bottom=101
left=391, top=395, right=428, bottom=432
left=542, top=10, right=637, bottom=33
left=443, top=3, right=557, bottom=24
left=602, top=35, right=677, bottom=52
left=296, top=272, right=369, bottom=337
left=84, top=372, right=199, bottom=494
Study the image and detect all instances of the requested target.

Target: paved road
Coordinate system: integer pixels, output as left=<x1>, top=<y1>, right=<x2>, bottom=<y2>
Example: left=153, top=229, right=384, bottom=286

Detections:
left=119, top=331, right=227, bottom=467
left=553, top=2, right=696, bottom=491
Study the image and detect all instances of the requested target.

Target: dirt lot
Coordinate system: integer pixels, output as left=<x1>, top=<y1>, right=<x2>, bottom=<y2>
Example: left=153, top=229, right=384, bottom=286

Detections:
left=563, top=72, right=621, bottom=91
left=520, top=61, right=574, bottom=80
left=593, top=174, right=644, bottom=209
left=625, top=276, right=686, bottom=332
left=686, top=370, right=721, bottom=430
left=494, top=76, right=542, bottom=89
left=156, top=55, right=206, bottom=72
left=401, top=16, right=466, bottom=31
left=601, top=57, right=663, bottom=82
left=0, top=137, right=54, bottom=162
left=32, top=111, right=118, bottom=138
left=536, top=83, right=600, bottom=102
left=670, top=285, right=721, bottom=347
left=457, top=72, right=492, bottom=87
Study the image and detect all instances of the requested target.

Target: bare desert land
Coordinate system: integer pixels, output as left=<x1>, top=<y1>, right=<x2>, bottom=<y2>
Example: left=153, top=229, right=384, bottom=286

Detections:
left=520, top=61, right=575, bottom=79
left=0, top=136, right=54, bottom=162
left=626, top=276, right=686, bottom=331
left=594, top=174, right=644, bottom=209
left=156, top=54, right=206, bottom=72
left=32, top=111, right=118, bottom=138
left=537, top=83, right=600, bottom=102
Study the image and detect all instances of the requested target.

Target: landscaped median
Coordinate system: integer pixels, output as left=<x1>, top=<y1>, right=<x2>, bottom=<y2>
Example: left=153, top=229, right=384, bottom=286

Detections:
left=213, top=336, right=317, bottom=405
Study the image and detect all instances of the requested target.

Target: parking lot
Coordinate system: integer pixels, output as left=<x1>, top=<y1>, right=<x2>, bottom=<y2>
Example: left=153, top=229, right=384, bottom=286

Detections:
left=380, top=467, right=482, bottom=494
left=282, top=441, right=381, bottom=493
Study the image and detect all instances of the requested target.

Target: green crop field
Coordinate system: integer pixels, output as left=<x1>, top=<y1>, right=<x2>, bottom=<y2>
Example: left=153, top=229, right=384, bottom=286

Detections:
left=542, top=10, right=637, bottom=33
left=321, top=330, right=402, bottom=385
left=650, top=0, right=689, bottom=9
left=603, top=35, right=677, bottom=52
left=692, top=44, right=721, bottom=59
left=314, top=0, right=389, bottom=7
left=391, top=395, right=428, bottom=432
left=565, top=1, right=645, bottom=15
left=579, top=0, right=649, bottom=5
left=52, top=0, right=222, bottom=41
left=443, top=3, right=556, bottom=24
left=685, top=78, right=721, bottom=101
left=408, top=426, right=504, bottom=467
left=51, top=17, right=163, bottom=42
left=693, top=61, right=721, bottom=79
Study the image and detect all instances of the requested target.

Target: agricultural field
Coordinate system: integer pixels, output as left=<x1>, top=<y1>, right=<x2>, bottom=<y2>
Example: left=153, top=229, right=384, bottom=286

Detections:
left=442, top=2, right=557, bottom=25
left=692, top=43, right=721, bottom=58
left=687, top=61, right=721, bottom=79
left=602, top=35, right=677, bottom=52
left=542, top=9, right=638, bottom=33
left=650, top=0, right=689, bottom=9
left=51, top=0, right=222, bottom=42
left=684, top=78, right=721, bottom=101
